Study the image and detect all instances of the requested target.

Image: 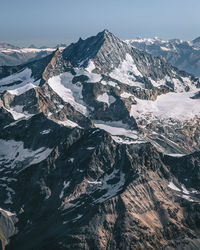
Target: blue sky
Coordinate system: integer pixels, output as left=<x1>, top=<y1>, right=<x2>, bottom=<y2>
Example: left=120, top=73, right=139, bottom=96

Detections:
left=1, top=0, right=200, bottom=47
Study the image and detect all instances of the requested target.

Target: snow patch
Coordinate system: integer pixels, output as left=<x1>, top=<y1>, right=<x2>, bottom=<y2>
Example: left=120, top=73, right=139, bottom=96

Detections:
left=48, top=72, right=88, bottom=115
left=182, top=195, right=194, bottom=202
left=5, top=105, right=32, bottom=120
left=167, top=154, right=185, bottom=157
left=94, top=120, right=138, bottom=141
left=94, top=169, right=125, bottom=203
left=109, top=54, right=143, bottom=87
left=40, top=129, right=51, bottom=135
left=168, top=181, right=181, bottom=192
left=58, top=119, right=79, bottom=128
left=87, top=147, right=95, bottom=150
left=131, top=91, right=200, bottom=121
left=75, top=67, right=101, bottom=83
left=101, top=80, right=118, bottom=87
left=0, top=139, right=52, bottom=171
left=0, top=68, right=39, bottom=93
left=59, top=181, right=70, bottom=199
left=86, top=60, right=96, bottom=73
left=120, top=91, right=134, bottom=98
left=68, top=158, right=74, bottom=163
left=181, top=184, right=190, bottom=195
left=0, top=208, right=15, bottom=217
left=96, top=93, right=116, bottom=106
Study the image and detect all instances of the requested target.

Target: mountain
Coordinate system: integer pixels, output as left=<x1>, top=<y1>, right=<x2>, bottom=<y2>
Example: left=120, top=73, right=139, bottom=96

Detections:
left=126, top=37, right=200, bottom=77
left=0, top=30, right=200, bottom=249
left=0, top=43, right=57, bottom=66
left=0, top=43, right=20, bottom=50
left=192, top=36, right=200, bottom=47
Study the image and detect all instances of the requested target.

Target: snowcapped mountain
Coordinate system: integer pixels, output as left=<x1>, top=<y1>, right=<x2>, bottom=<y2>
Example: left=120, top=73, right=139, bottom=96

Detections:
left=0, top=43, right=56, bottom=66
left=126, top=36, right=200, bottom=77
left=0, top=30, right=200, bottom=249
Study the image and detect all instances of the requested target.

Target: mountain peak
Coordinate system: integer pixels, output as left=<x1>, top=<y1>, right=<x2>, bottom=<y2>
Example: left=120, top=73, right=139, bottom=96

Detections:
left=97, top=29, right=113, bottom=37
left=62, top=29, right=126, bottom=71
left=192, top=36, right=200, bottom=47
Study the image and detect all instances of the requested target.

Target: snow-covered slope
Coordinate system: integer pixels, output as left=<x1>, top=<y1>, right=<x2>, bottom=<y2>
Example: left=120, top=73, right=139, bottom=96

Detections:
left=0, top=30, right=200, bottom=155
left=1, top=31, right=200, bottom=250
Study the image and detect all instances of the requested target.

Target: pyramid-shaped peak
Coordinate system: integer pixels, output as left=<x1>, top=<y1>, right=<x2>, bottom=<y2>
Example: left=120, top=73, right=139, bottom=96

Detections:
left=62, top=30, right=125, bottom=69
left=96, top=29, right=121, bottom=41
left=97, top=29, right=113, bottom=36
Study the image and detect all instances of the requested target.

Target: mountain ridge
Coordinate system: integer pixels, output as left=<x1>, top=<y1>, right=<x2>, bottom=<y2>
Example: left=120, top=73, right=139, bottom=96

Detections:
left=126, top=36, right=200, bottom=77
left=0, top=30, right=200, bottom=250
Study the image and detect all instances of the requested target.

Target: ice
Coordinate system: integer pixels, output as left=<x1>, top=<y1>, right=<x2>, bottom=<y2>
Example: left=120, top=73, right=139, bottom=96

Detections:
left=5, top=106, right=32, bottom=120
left=85, top=60, right=96, bottom=73
left=58, top=119, right=79, bottom=128
left=94, top=169, right=125, bottom=203
left=0, top=139, right=52, bottom=171
left=109, top=54, right=143, bottom=87
left=40, top=129, right=51, bottom=135
left=88, top=181, right=102, bottom=185
left=168, top=181, right=181, bottom=192
left=101, top=80, right=117, bottom=87
left=167, top=154, right=185, bottom=157
left=75, top=68, right=102, bottom=83
left=59, top=181, right=70, bottom=199
left=87, top=147, right=95, bottom=150
left=112, top=136, right=146, bottom=145
left=181, top=184, right=190, bottom=195
left=48, top=72, right=88, bottom=115
left=94, top=120, right=138, bottom=140
left=96, top=93, right=116, bottom=106
left=0, top=207, right=15, bottom=216
left=160, top=46, right=171, bottom=51
left=120, top=91, right=134, bottom=98
left=131, top=91, right=200, bottom=121
left=182, top=195, right=194, bottom=202
left=68, top=158, right=74, bottom=163
left=7, top=82, right=39, bottom=96
left=0, top=68, right=39, bottom=93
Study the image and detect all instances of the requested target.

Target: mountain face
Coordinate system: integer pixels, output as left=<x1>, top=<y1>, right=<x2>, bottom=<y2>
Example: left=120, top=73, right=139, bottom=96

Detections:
left=0, top=43, right=56, bottom=66
left=192, top=37, right=200, bottom=47
left=126, top=37, right=200, bottom=77
left=0, top=30, right=200, bottom=249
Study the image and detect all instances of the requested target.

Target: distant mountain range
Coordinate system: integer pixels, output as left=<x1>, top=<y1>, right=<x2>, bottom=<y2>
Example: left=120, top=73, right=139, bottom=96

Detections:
left=0, top=43, right=67, bottom=66
left=125, top=36, right=200, bottom=77
left=0, top=30, right=200, bottom=250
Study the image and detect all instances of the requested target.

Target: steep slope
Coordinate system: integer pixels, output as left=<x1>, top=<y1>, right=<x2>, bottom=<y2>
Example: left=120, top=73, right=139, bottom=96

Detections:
left=0, top=116, right=199, bottom=249
left=0, top=30, right=200, bottom=249
left=126, top=37, right=200, bottom=77
left=192, top=37, right=200, bottom=48
left=1, top=30, right=200, bottom=154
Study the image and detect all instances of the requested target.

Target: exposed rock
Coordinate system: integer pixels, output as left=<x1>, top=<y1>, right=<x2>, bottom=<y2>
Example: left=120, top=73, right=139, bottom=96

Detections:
left=0, top=30, right=200, bottom=250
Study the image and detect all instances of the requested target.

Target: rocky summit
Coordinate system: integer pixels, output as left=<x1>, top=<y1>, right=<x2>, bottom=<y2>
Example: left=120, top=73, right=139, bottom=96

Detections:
left=0, top=30, right=200, bottom=250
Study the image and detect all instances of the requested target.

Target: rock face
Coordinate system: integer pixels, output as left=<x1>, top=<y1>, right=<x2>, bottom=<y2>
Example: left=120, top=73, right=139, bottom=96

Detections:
left=0, top=30, right=200, bottom=249
left=125, top=37, right=200, bottom=77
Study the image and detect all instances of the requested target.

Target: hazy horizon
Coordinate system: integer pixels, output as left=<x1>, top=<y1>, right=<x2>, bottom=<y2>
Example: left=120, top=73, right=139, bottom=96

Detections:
left=1, top=0, right=200, bottom=47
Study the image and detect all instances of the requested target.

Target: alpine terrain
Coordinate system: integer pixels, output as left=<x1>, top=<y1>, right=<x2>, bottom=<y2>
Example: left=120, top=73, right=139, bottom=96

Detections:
left=0, top=30, right=200, bottom=250
left=126, top=37, right=200, bottom=77
left=0, top=43, right=57, bottom=66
